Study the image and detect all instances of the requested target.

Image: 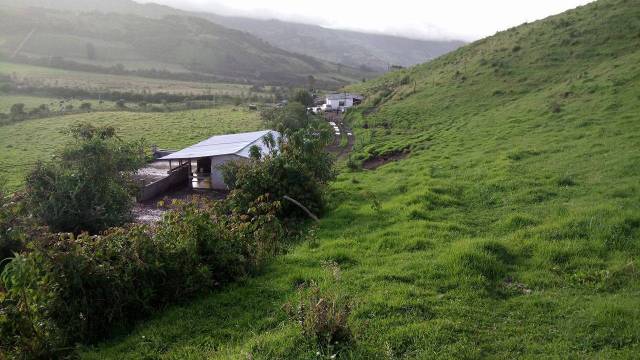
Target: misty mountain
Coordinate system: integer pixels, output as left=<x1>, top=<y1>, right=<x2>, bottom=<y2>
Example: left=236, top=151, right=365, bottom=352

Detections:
left=0, top=0, right=465, bottom=71
left=0, top=6, right=370, bottom=87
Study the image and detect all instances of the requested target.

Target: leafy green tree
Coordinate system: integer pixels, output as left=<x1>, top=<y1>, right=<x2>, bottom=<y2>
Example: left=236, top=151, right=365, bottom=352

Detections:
left=80, top=102, right=92, bottom=111
left=222, top=120, right=335, bottom=219
left=249, top=145, right=262, bottom=160
left=25, top=123, right=145, bottom=234
left=292, top=89, right=314, bottom=107
left=262, top=102, right=310, bottom=132
left=9, top=103, right=25, bottom=120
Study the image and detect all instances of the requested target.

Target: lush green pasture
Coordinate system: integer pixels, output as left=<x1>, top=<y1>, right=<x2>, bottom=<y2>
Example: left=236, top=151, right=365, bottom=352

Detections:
left=0, top=94, right=117, bottom=113
left=0, top=61, right=264, bottom=97
left=82, top=0, right=640, bottom=358
left=0, top=107, right=262, bottom=189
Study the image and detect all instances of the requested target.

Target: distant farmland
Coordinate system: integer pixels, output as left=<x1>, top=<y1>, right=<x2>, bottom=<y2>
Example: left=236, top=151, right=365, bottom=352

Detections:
left=0, top=62, right=271, bottom=97
left=0, top=106, right=263, bottom=189
left=0, top=94, right=117, bottom=113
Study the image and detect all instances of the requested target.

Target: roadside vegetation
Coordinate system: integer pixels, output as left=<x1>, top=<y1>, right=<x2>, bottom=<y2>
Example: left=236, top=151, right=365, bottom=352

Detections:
left=72, top=0, right=639, bottom=358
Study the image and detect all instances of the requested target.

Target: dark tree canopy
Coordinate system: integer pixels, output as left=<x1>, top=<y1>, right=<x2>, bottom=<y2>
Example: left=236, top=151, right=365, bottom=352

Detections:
left=291, top=89, right=314, bottom=107
left=25, top=123, right=145, bottom=234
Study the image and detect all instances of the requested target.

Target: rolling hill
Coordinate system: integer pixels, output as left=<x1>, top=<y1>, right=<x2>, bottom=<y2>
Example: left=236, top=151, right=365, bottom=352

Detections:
left=81, top=0, right=640, bottom=358
left=0, top=6, right=369, bottom=87
left=0, top=0, right=465, bottom=72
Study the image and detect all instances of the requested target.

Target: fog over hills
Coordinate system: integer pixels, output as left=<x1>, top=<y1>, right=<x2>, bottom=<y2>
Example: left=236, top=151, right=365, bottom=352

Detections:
left=0, top=0, right=465, bottom=71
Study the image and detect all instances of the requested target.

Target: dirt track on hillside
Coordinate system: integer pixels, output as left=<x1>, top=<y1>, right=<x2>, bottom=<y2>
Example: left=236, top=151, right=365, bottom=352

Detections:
left=324, top=111, right=354, bottom=159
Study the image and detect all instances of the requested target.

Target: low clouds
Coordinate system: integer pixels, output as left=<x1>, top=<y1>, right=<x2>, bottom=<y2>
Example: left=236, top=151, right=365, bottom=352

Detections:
left=136, top=0, right=594, bottom=40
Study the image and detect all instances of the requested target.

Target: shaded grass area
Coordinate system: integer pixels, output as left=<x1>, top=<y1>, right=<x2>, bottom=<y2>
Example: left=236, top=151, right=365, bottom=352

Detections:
left=0, top=107, right=262, bottom=189
left=76, top=0, right=640, bottom=357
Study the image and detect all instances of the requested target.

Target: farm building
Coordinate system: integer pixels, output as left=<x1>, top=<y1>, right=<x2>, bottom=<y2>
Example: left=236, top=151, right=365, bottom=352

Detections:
left=324, top=93, right=363, bottom=111
left=160, top=130, right=280, bottom=191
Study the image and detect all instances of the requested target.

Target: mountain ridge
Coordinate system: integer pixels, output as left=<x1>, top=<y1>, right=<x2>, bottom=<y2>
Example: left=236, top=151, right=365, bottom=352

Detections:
left=0, top=0, right=465, bottom=71
left=0, top=5, right=369, bottom=87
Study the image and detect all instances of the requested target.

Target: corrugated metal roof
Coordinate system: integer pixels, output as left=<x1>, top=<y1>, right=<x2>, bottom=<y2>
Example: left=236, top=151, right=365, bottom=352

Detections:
left=326, top=93, right=362, bottom=100
left=160, top=130, right=277, bottom=160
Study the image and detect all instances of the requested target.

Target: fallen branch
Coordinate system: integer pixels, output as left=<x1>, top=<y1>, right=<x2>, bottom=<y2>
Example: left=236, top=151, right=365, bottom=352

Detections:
left=283, top=195, right=319, bottom=222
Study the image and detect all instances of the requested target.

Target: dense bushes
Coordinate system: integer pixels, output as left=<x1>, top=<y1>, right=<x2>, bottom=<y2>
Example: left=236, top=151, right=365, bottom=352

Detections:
left=0, top=97, right=337, bottom=357
left=0, top=196, right=284, bottom=357
left=261, top=102, right=312, bottom=132
left=0, top=187, right=26, bottom=273
left=291, top=89, right=315, bottom=107
left=223, top=105, right=335, bottom=218
left=25, top=123, right=145, bottom=234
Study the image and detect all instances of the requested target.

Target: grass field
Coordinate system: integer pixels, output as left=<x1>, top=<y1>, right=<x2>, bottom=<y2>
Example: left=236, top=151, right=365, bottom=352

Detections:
left=0, top=61, right=267, bottom=97
left=0, top=106, right=263, bottom=189
left=81, top=0, right=640, bottom=358
left=0, top=94, right=118, bottom=113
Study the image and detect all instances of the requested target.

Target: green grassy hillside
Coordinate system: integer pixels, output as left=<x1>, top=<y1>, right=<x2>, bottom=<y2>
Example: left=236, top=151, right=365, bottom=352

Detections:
left=81, top=0, right=639, bottom=358
left=0, top=0, right=465, bottom=72
left=0, top=106, right=262, bottom=190
left=0, top=6, right=368, bottom=87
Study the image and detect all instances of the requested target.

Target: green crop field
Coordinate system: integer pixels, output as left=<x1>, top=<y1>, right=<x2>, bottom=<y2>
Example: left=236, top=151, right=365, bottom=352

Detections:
left=0, top=61, right=266, bottom=97
left=81, top=0, right=640, bottom=358
left=0, top=106, right=262, bottom=189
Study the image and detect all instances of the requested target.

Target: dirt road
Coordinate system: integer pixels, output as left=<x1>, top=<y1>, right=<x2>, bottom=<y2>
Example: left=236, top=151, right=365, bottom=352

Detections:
left=324, top=111, right=355, bottom=159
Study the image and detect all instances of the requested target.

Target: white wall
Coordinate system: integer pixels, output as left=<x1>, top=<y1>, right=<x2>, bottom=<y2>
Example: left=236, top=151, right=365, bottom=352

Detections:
left=209, top=133, right=281, bottom=190
left=326, top=98, right=354, bottom=109
left=236, top=133, right=280, bottom=158
left=209, top=154, right=244, bottom=190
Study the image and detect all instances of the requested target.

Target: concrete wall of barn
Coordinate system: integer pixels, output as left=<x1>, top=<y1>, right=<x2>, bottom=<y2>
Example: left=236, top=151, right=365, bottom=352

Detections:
left=138, top=164, right=189, bottom=202
left=210, top=154, right=245, bottom=190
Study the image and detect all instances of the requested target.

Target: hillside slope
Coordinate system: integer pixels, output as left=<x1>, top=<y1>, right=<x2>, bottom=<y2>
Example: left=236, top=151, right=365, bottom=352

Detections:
left=196, top=15, right=466, bottom=71
left=0, top=6, right=366, bottom=86
left=83, top=0, right=640, bottom=358
left=0, top=0, right=465, bottom=71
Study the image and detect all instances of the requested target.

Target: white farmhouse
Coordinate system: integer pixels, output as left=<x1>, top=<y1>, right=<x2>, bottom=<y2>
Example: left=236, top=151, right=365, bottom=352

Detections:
left=161, top=130, right=279, bottom=190
left=324, top=93, right=363, bottom=111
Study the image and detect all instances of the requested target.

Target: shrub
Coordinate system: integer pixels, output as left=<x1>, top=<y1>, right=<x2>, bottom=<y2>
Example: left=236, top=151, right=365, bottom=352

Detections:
left=80, top=102, right=92, bottom=111
left=24, top=123, right=145, bottom=234
left=291, top=89, right=314, bottom=107
left=0, top=195, right=284, bottom=357
left=8, top=103, right=26, bottom=121
left=0, top=186, right=26, bottom=272
left=284, top=281, right=352, bottom=355
left=261, top=103, right=311, bottom=132
left=223, top=153, right=326, bottom=219
left=222, top=124, right=335, bottom=219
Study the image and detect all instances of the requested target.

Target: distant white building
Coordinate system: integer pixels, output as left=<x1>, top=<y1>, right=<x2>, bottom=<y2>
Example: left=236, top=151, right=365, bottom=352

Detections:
left=161, top=130, right=280, bottom=190
left=324, top=93, right=363, bottom=111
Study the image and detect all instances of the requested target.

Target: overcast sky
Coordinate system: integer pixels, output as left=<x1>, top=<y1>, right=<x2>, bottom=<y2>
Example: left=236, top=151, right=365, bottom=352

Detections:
left=136, top=0, right=594, bottom=41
